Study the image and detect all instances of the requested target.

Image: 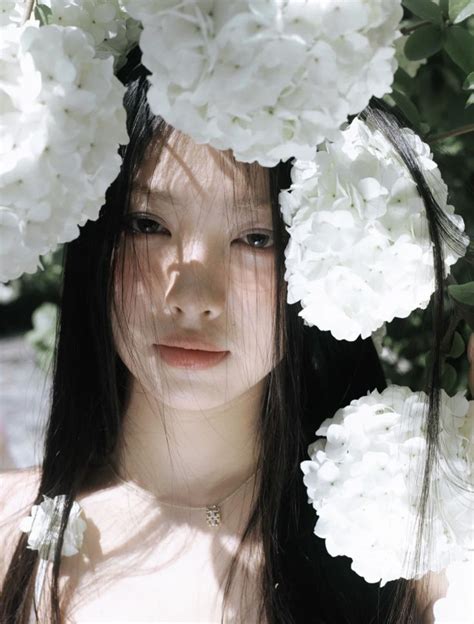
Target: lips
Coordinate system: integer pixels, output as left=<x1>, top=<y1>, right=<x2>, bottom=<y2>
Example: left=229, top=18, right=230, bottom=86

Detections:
left=155, top=345, right=229, bottom=370
left=158, top=337, right=225, bottom=352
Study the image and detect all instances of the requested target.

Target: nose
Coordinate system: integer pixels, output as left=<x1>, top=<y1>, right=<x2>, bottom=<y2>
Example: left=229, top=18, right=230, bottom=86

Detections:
left=164, top=260, right=226, bottom=323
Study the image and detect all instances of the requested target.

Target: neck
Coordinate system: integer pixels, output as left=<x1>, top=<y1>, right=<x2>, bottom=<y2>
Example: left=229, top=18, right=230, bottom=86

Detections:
left=109, top=376, right=265, bottom=508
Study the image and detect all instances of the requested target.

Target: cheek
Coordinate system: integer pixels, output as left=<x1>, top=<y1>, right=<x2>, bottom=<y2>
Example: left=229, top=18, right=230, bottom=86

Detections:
left=234, top=267, right=276, bottom=372
left=113, top=242, right=167, bottom=309
left=228, top=249, right=276, bottom=293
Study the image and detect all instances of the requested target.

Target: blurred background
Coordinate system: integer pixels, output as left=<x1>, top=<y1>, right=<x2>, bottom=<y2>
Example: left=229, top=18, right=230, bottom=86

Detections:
left=1, top=8, right=473, bottom=471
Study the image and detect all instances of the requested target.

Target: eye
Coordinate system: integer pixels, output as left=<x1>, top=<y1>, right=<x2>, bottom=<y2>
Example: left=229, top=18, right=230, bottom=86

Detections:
left=238, top=231, right=274, bottom=250
left=123, top=213, right=169, bottom=236
left=123, top=213, right=274, bottom=250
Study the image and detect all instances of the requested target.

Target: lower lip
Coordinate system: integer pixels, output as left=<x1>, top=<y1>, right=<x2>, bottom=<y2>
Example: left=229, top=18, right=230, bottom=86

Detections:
left=155, top=345, right=229, bottom=369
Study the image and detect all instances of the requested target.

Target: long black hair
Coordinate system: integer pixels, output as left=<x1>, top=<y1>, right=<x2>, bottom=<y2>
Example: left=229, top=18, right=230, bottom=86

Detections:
left=1, top=44, right=470, bottom=624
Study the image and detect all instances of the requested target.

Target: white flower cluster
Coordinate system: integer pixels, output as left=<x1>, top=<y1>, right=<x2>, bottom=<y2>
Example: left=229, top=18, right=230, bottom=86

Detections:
left=41, top=0, right=142, bottom=71
left=433, top=550, right=474, bottom=623
left=19, top=494, right=87, bottom=560
left=300, top=385, right=473, bottom=587
left=0, top=20, right=128, bottom=283
left=121, top=0, right=403, bottom=167
left=280, top=118, right=468, bottom=342
left=2, top=1, right=142, bottom=70
left=0, top=0, right=24, bottom=25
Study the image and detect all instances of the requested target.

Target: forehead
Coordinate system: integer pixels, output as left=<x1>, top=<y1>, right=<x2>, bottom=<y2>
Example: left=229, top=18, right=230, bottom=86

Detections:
left=132, top=130, right=270, bottom=207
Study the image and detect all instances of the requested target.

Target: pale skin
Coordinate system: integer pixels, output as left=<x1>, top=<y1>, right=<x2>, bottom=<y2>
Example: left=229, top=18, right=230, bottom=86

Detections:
left=108, top=129, right=279, bottom=510
left=0, top=128, right=472, bottom=620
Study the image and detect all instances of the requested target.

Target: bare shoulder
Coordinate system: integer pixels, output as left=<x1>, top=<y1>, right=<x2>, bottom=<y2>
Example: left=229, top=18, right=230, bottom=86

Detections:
left=0, top=466, right=42, bottom=584
left=0, top=465, right=42, bottom=519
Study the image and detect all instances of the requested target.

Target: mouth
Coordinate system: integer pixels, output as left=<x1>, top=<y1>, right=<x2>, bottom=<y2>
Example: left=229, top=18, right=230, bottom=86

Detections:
left=154, top=345, right=229, bottom=370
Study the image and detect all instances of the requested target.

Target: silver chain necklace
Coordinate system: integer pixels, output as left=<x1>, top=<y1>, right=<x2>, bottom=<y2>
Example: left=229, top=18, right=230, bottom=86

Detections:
left=107, top=462, right=260, bottom=527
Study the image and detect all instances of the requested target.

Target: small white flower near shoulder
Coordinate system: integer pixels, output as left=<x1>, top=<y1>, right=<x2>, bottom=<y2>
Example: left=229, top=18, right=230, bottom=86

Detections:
left=300, top=385, right=473, bottom=587
left=19, top=493, right=87, bottom=615
left=280, top=118, right=469, bottom=341
left=19, top=494, right=87, bottom=561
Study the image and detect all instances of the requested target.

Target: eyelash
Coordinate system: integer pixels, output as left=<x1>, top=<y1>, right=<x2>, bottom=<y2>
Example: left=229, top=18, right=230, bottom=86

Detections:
left=123, top=213, right=274, bottom=250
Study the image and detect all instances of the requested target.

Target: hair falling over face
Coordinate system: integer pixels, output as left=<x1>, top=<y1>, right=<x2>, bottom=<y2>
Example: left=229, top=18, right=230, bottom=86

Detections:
left=0, top=43, right=472, bottom=624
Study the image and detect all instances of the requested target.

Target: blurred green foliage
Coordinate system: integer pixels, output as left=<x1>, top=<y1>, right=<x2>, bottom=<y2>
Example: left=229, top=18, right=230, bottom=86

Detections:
left=0, top=247, right=63, bottom=337
left=0, top=2, right=473, bottom=395
left=380, top=1, right=474, bottom=396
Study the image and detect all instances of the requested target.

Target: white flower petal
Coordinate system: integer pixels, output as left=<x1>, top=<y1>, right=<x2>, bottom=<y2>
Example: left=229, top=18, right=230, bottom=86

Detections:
left=301, top=385, right=473, bottom=585
left=0, top=21, right=129, bottom=283
left=281, top=118, right=468, bottom=341
left=121, top=0, right=404, bottom=167
left=19, top=494, right=87, bottom=561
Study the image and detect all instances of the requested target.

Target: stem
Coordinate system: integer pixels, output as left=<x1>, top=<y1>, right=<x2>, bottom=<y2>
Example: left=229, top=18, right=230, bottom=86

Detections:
left=400, top=20, right=432, bottom=35
left=428, top=124, right=474, bottom=143
left=20, top=0, right=35, bottom=26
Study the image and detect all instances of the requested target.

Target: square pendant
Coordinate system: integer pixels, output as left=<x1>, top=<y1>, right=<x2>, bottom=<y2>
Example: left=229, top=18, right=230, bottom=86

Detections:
left=206, top=504, right=221, bottom=527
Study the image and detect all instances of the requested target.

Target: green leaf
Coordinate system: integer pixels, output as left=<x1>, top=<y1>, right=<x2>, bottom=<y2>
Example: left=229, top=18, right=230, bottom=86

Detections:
left=448, top=282, right=474, bottom=330
left=424, top=350, right=434, bottom=371
left=444, top=26, right=474, bottom=73
left=393, top=67, right=415, bottom=95
left=440, top=0, right=451, bottom=16
left=448, top=282, right=474, bottom=306
left=467, top=92, right=474, bottom=106
left=448, top=331, right=465, bottom=359
left=405, top=25, right=443, bottom=60
left=441, top=363, right=458, bottom=393
left=463, top=72, right=474, bottom=89
left=449, top=0, right=474, bottom=23
left=34, top=3, right=52, bottom=25
left=391, top=88, right=422, bottom=126
left=402, top=0, right=444, bottom=23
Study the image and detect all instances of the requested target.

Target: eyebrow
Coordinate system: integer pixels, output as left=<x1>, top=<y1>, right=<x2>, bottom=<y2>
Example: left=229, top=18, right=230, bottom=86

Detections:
left=132, top=184, right=271, bottom=212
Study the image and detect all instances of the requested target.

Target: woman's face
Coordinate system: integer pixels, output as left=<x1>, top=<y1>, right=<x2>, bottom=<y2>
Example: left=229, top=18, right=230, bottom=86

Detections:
left=111, top=130, right=280, bottom=411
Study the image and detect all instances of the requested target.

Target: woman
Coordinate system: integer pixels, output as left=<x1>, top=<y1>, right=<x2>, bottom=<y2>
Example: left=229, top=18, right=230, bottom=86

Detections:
left=0, top=45, right=470, bottom=624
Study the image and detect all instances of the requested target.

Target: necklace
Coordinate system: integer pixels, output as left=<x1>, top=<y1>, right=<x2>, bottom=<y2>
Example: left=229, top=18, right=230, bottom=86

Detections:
left=107, top=462, right=261, bottom=528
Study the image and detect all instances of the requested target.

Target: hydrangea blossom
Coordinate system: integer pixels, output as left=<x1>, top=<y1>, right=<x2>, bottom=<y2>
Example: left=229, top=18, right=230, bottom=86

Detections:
left=2, top=1, right=142, bottom=70
left=41, top=0, right=142, bottom=71
left=280, top=118, right=469, bottom=341
left=121, top=0, right=404, bottom=167
left=0, top=0, right=24, bottom=25
left=0, top=21, right=128, bottom=283
left=300, top=385, right=473, bottom=586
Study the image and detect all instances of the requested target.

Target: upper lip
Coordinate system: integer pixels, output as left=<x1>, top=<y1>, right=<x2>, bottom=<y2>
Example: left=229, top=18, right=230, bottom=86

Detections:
left=157, top=336, right=227, bottom=353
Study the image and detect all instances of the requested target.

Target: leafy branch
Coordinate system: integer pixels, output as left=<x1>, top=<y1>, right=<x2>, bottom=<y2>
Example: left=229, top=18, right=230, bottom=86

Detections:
left=401, top=20, right=433, bottom=35
left=428, top=123, right=474, bottom=142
